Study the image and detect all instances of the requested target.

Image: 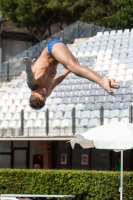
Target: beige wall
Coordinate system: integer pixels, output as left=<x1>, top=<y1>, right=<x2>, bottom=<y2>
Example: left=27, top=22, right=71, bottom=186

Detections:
left=42, top=141, right=52, bottom=169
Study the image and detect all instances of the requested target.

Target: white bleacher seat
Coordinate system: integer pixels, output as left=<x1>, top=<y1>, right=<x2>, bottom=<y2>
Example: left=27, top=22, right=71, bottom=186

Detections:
left=99, top=49, right=105, bottom=55
left=60, top=119, right=71, bottom=128
left=1, top=106, right=9, bottom=113
left=13, top=99, right=21, bottom=106
left=125, top=74, right=133, bottom=81
left=102, top=64, right=110, bottom=71
left=4, top=113, right=12, bottom=120
left=90, top=110, right=100, bottom=118
left=0, top=113, right=5, bottom=121
left=108, top=40, right=114, bottom=45
left=25, top=120, right=34, bottom=128
left=0, top=120, right=9, bottom=129
left=51, top=98, right=61, bottom=104
left=118, top=69, right=125, bottom=75
left=93, top=64, right=102, bottom=71
left=9, top=94, right=17, bottom=100
left=16, top=93, right=24, bottom=100
left=116, top=74, right=124, bottom=81
left=23, top=92, right=30, bottom=99
left=42, top=119, right=49, bottom=128
left=21, top=99, right=29, bottom=106
left=96, top=32, right=102, bottom=36
left=103, top=31, right=109, bottom=35
left=119, top=63, right=126, bottom=69
left=60, top=118, right=78, bottom=129
left=105, top=54, right=111, bottom=59
left=54, top=111, right=63, bottom=119
left=117, top=30, right=123, bottom=34
left=51, top=119, right=61, bottom=128
left=25, top=105, right=32, bottom=112
left=110, top=31, right=116, bottom=35
left=75, top=104, right=84, bottom=111
left=108, top=69, right=117, bottom=76
left=126, top=68, right=133, bottom=75
left=8, top=120, right=17, bottom=128
left=2, top=93, right=9, bottom=100
left=127, top=63, right=133, bottom=68
left=78, top=47, right=85, bottom=52
left=33, top=119, right=43, bottom=128
left=12, top=113, right=21, bottom=120
left=49, top=104, right=57, bottom=111
left=77, top=118, right=89, bottom=128
left=97, top=54, right=104, bottom=60
left=89, top=118, right=100, bottom=127
left=0, top=100, right=6, bottom=107
left=19, top=87, right=27, bottom=93
left=37, top=112, right=45, bottom=120
left=29, top=112, right=37, bottom=120
left=39, top=105, right=48, bottom=112
left=45, top=98, right=52, bottom=105
left=8, top=106, right=17, bottom=113
left=6, top=87, right=13, bottom=94
left=77, top=52, right=84, bottom=57
left=65, top=104, right=74, bottom=111
left=62, top=111, right=72, bottom=119
left=112, top=53, right=119, bottom=59
left=124, top=29, right=130, bottom=33
left=16, top=120, right=21, bottom=128
left=84, top=51, right=91, bottom=57
left=49, top=111, right=54, bottom=119
left=23, top=112, right=29, bottom=120
left=12, top=87, right=21, bottom=94
left=16, top=105, right=24, bottom=113
left=111, top=59, right=119, bottom=65
left=119, top=109, right=129, bottom=118
left=91, top=50, right=98, bottom=56
left=80, top=110, right=90, bottom=118
left=109, top=109, right=121, bottom=118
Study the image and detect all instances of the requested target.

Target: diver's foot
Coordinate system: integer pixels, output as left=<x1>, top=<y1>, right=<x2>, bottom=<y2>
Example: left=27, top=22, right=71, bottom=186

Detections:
left=101, top=78, right=120, bottom=96
left=23, top=57, right=36, bottom=67
left=23, top=57, right=32, bottom=67
left=110, top=78, right=120, bottom=89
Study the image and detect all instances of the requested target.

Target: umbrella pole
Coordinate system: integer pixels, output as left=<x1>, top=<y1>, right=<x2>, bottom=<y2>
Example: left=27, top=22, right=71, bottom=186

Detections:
left=120, top=150, right=123, bottom=200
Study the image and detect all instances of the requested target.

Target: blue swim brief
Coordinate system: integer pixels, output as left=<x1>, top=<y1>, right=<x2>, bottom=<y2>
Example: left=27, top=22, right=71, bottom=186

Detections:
left=47, top=40, right=67, bottom=56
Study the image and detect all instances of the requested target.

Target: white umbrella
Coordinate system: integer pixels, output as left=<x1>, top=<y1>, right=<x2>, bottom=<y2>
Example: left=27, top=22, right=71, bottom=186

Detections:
left=70, top=120, right=133, bottom=200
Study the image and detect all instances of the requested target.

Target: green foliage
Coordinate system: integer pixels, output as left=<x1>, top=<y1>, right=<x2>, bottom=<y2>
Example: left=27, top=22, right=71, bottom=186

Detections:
left=0, top=0, right=133, bottom=42
left=0, top=0, right=78, bottom=41
left=70, top=0, right=133, bottom=30
left=0, top=169, right=133, bottom=200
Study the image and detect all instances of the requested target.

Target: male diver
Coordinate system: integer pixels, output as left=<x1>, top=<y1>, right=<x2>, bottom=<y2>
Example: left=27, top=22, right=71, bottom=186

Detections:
left=23, top=40, right=120, bottom=110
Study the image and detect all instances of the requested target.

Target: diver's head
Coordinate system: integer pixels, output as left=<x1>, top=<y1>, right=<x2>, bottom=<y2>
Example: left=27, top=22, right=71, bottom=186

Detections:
left=29, top=85, right=46, bottom=110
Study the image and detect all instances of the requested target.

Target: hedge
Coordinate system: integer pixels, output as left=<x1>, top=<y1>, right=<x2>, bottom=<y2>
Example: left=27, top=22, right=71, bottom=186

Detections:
left=0, top=170, right=133, bottom=200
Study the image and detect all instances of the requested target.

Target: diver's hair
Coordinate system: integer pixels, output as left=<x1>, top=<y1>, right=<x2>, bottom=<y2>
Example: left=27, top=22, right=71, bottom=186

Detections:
left=29, top=94, right=45, bottom=110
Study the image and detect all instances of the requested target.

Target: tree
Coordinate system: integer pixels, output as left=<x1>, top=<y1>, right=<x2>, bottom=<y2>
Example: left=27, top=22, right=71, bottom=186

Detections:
left=0, top=0, right=78, bottom=41
left=70, top=0, right=133, bottom=30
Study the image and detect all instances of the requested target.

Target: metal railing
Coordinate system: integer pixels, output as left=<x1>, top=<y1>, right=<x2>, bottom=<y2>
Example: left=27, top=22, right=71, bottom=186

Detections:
left=0, top=106, right=132, bottom=137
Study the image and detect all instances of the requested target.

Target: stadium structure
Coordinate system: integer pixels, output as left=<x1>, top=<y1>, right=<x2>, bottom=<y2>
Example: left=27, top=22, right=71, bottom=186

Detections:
left=0, top=22, right=132, bottom=170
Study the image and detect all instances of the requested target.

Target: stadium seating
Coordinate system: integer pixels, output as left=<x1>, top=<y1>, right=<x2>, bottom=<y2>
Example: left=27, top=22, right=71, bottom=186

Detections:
left=0, top=28, right=133, bottom=137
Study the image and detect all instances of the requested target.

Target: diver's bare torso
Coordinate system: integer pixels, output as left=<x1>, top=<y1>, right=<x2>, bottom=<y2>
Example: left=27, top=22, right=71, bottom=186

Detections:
left=32, top=47, right=58, bottom=92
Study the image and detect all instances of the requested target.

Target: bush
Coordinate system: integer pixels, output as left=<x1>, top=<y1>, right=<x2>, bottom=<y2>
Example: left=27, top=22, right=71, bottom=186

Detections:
left=0, top=170, right=133, bottom=200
